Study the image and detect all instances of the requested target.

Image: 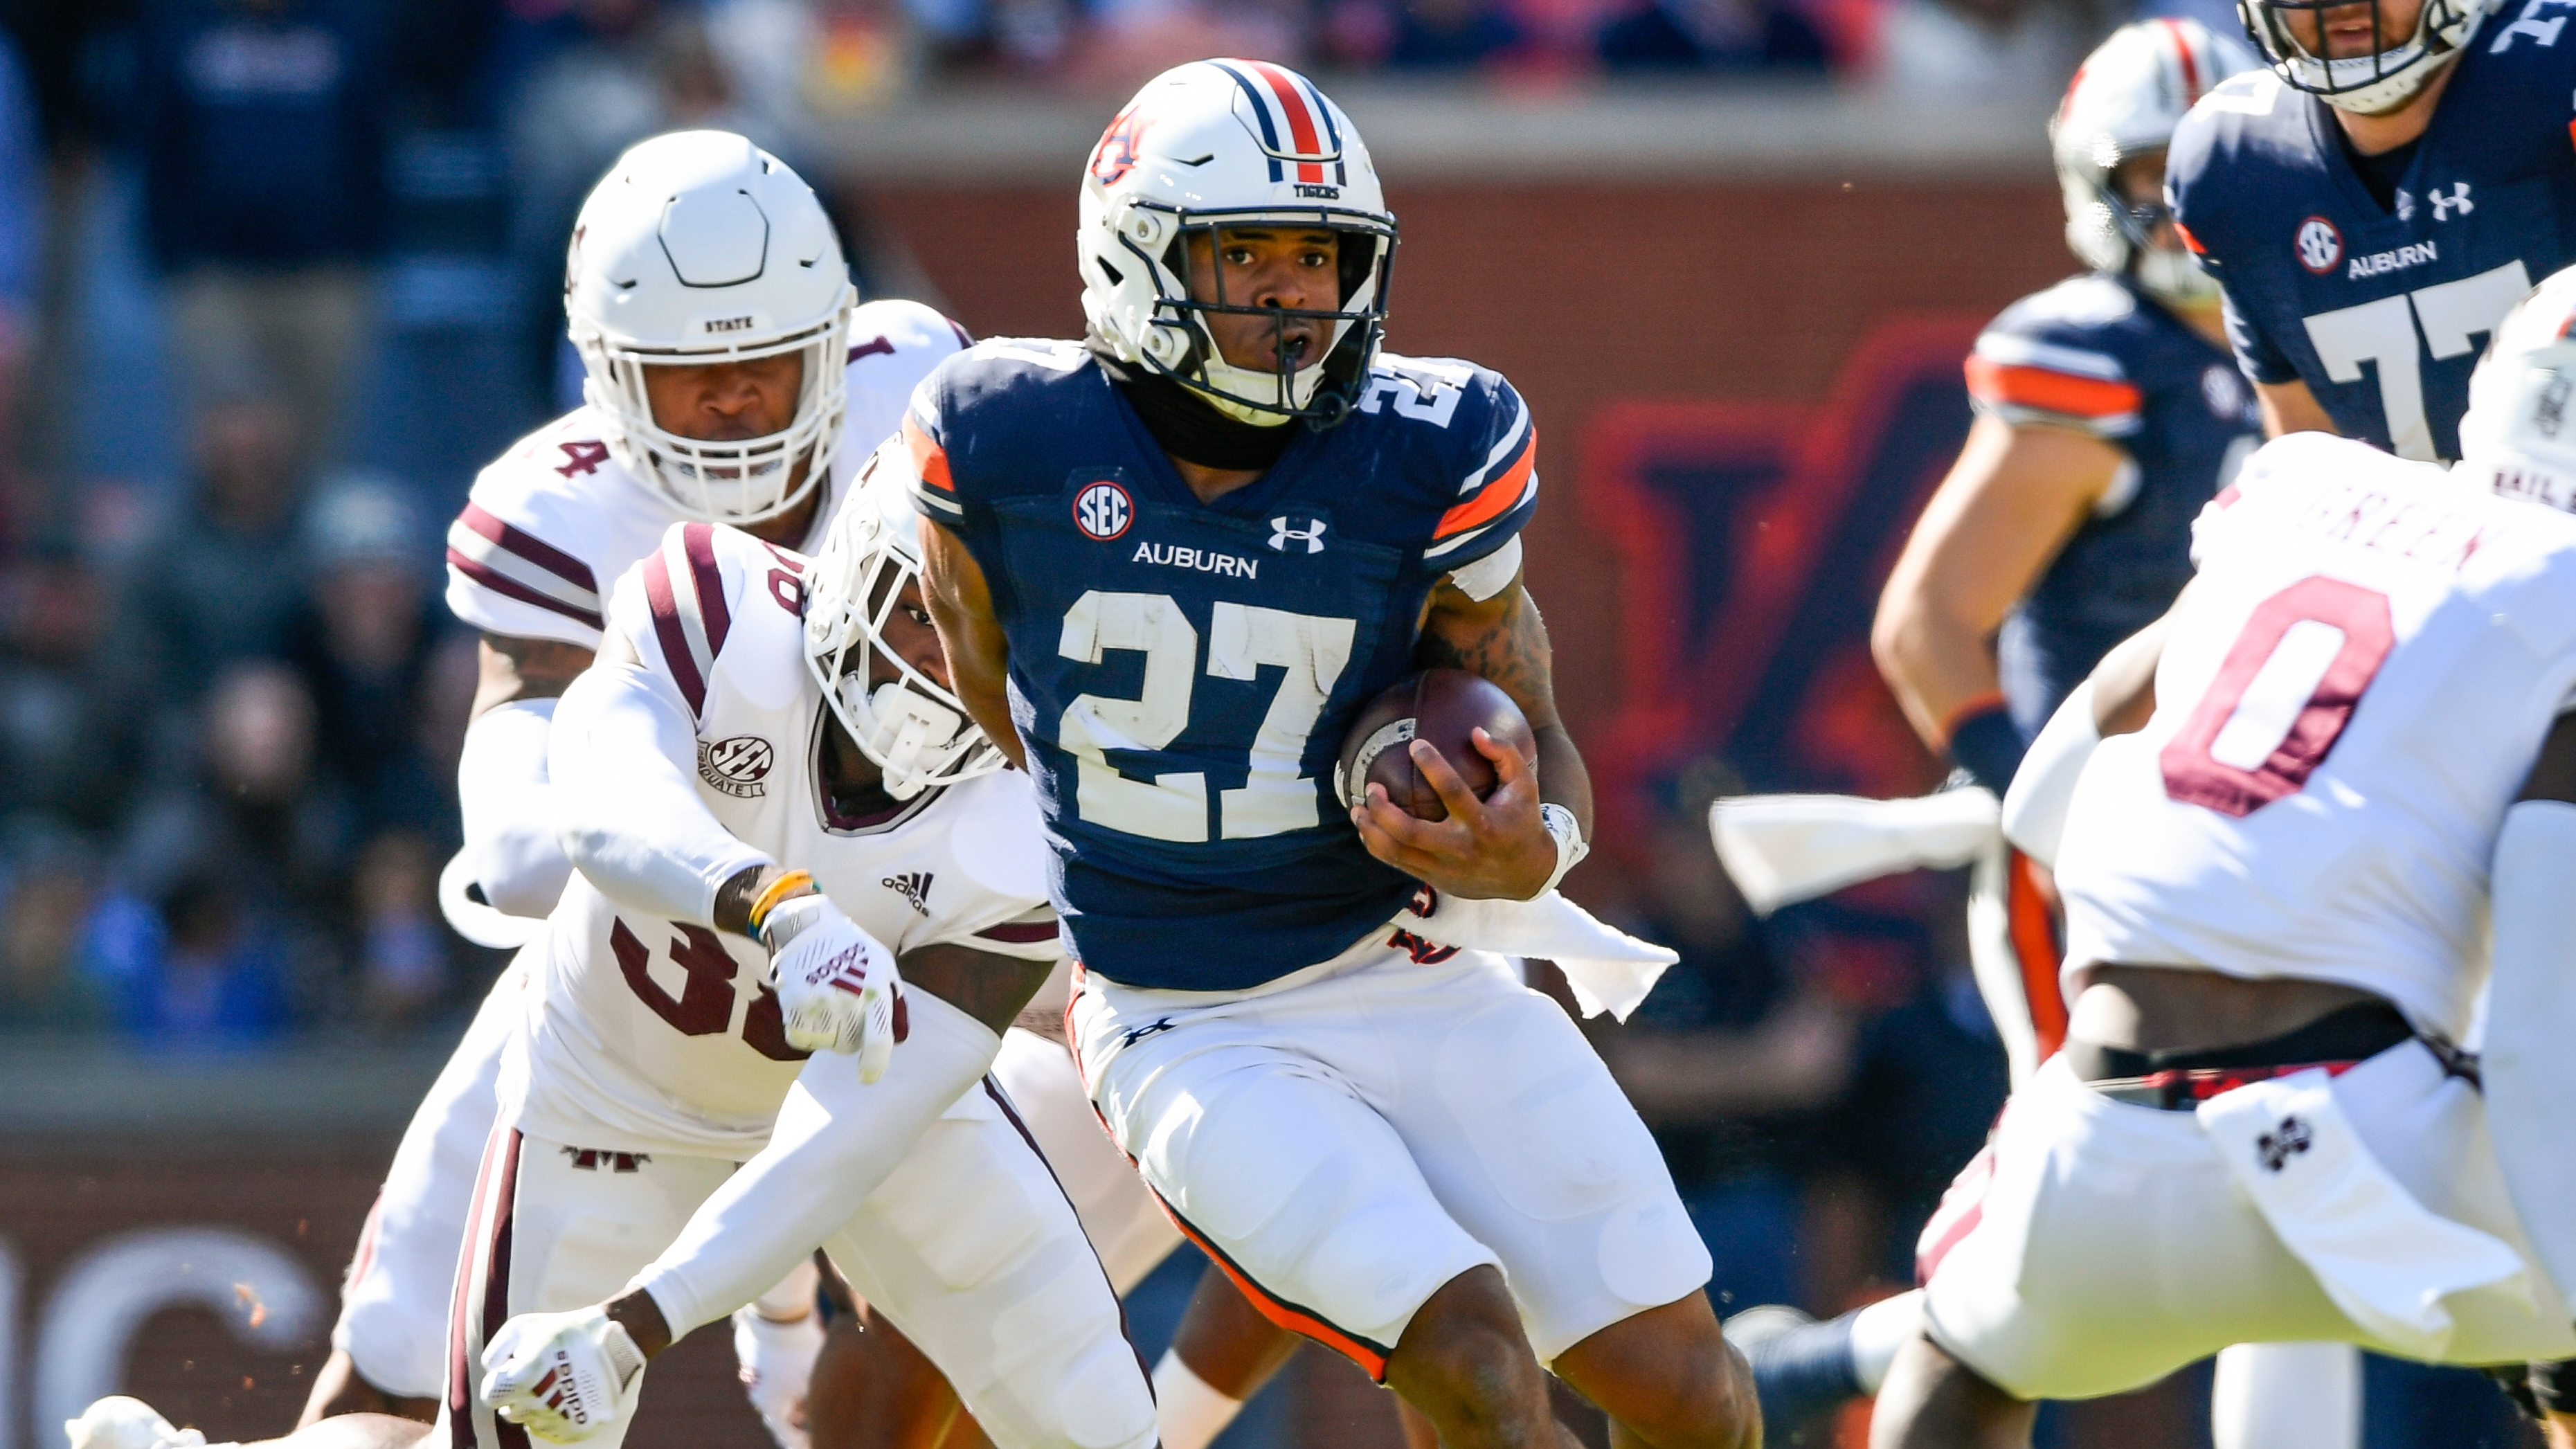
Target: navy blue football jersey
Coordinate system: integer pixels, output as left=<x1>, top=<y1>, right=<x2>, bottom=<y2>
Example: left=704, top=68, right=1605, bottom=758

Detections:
left=2168, top=17, right=2576, bottom=462
left=903, top=339, right=1540, bottom=991
left=1965, top=272, right=2263, bottom=732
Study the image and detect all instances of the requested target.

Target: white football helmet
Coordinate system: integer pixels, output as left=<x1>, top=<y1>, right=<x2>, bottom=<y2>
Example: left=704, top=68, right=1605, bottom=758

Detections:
left=2457, top=266, right=2576, bottom=512
left=1077, top=60, right=1397, bottom=426
left=567, top=130, right=854, bottom=524
left=2239, top=0, right=2489, bottom=114
left=803, top=444, right=1004, bottom=800
left=2052, top=19, right=2259, bottom=307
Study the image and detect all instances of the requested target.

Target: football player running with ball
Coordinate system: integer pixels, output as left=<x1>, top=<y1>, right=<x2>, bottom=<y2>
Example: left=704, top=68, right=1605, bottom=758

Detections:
left=905, top=60, right=1758, bottom=1448
left=2165, top=0, right=2576, bottom=461
left=1871, top=270, right=2576, bottom=1448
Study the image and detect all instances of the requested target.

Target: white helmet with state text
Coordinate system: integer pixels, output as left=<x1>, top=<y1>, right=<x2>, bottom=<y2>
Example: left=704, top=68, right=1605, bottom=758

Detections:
left=2239, top=0, right=2490, bottom=114
left=1078, top=60, right=1398, bottom=426
left=2052, top=19, right=2259, bottom=306
left=566, top=130, right=854, bottom=524
left=803, top=444, right=1004, bottom=800
left=2458, top=267, right=2576, bottom=513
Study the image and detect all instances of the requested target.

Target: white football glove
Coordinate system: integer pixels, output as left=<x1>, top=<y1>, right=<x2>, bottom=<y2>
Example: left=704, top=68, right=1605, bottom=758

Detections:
left=478, top=1305, right=647, bottom=1443
left=732, top=1306, right=824, bottom=1449
left=762, top=894, right=903, bottom=1081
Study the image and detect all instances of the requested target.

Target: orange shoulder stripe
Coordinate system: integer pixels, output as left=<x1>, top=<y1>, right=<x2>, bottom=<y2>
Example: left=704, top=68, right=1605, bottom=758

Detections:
left=903, top=413, right=953, bottom=492
left=1434, top=431, right=1538, bottom=540
left=1964, top=356, right=2142, bottom=419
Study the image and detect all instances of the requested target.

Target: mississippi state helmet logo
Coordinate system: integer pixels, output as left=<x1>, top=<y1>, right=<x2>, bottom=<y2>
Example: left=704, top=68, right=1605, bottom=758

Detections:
left=2295, top=217, right=2343, bottom=275
left=1089, top=102, right=1154, bottom=187
left=1074, top=480, right=1134, bottom=540
left=699, top=736, right=775, bottom=798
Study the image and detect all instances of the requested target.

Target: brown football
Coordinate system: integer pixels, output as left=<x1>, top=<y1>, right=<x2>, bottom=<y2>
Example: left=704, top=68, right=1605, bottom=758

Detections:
left=1335, top=669, right=1538, bottom=822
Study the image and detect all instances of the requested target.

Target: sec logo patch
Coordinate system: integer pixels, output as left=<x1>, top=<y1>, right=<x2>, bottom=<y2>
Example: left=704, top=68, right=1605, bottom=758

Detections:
left=699, top=735, right=775, bottom=798
left=2296, top=216, right=2342, bottom=276
left=1074, top=480, right=1133, bottom=541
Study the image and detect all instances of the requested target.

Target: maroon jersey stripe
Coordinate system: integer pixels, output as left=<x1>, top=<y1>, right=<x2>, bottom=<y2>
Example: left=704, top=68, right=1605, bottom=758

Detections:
left=681, top=523, right=731, bottom=658
left=457, top=503, right=600, bottom=594
left=641, top=548, right=708, bottom=717
left=977, top=920, right=1061, bottom=944
left=448, top=549, right=606, bottom=631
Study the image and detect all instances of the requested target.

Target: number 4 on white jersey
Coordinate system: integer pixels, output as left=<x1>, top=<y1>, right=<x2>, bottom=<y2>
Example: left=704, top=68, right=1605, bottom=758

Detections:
left=2302, top=260, right=2529, bottom=461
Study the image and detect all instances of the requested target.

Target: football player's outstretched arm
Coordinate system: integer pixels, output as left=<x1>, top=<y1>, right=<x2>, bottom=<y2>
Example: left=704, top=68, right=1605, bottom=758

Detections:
left=456, top=632, right=597, bottom=917
left=2480, top=712, right=2576, bottom=1372
left=550, top=628, right=771, bottom=924
left=918, top=515, right=1027, bottom=771
left=1872, top=414, right=2124, bottom=773
left=1351, top=570, right=1583, bottom=901
left=602, top=941, right=1048, bottom=1360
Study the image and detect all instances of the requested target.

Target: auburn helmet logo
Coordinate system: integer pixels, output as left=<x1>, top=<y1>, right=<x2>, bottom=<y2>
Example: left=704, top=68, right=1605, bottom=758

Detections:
left=1090, top=103, right=1154, bottom=187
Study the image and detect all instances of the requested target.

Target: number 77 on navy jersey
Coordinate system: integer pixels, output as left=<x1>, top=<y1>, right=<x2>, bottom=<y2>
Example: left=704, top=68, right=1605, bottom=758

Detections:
left=2167, top=24, right=2576, bottom=463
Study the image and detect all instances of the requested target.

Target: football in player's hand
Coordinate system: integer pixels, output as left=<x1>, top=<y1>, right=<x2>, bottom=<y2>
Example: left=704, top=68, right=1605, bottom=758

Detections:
left=1336, top=669, right=1538, bottom=821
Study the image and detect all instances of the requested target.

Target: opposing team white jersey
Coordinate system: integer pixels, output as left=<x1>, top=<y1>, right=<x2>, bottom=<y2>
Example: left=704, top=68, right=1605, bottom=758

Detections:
left=512, top=521, right=1058, bottom=1157
left=2056, top=432, right=2576, bottom=1040
left=444, top=299, right=967, bottom=649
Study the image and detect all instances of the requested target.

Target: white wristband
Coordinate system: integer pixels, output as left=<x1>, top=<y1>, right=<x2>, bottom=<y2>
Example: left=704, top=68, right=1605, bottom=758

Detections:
left=1532, top=803, right=1588, bottom=900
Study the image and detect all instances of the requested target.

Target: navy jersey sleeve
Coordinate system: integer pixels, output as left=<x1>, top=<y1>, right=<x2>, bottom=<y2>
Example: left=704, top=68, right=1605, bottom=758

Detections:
left=2218, top=282, right=2298, bottom=385
left=2166, top=81, right=2298, bottom=386
left=1411, top=364, right=1539, bottom=573
left=903, top=357, right=979, bottom=541
left=1965, top=276, right=2152, bottom=440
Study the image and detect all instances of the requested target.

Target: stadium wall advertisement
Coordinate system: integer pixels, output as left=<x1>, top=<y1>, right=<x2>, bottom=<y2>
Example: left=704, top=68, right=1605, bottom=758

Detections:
left=1, top=174, right=2226, bottom=1449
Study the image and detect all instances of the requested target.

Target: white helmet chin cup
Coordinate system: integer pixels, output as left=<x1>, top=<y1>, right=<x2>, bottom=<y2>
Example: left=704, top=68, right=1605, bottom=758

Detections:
left=2051, top=20, right=2261, bottom=284
left=803, top=443, right=1006, bottom=800
left=1077, top=60, right=1398, bottom=426
left=566, top=130, right=855, bottom=524
left=2238, top=0, right=2488, bottom=114
left=2134, top=244, right=2224, bottom=306
left=835, top=680, right=970, bottom=801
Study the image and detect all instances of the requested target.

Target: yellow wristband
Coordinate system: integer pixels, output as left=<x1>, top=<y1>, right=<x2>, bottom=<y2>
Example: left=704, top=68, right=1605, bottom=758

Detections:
left=747, top=870, right=816, bottom=936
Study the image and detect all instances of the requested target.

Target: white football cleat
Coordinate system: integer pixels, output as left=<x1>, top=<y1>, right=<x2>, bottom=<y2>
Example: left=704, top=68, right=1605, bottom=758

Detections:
left=63, top=1396, right=208, bottom=1449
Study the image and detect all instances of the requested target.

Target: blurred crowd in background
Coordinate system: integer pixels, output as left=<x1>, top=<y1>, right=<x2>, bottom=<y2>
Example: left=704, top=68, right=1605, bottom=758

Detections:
left=0, top=0, right=2186, bottom=1335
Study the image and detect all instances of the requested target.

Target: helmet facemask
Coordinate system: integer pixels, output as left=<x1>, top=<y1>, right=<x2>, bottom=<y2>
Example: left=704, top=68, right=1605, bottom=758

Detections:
left=802, top=452, right=1004, bottom=801
left=2087, top=171, right=2223, bottom=306
left=579, top=305, right=852, bottom=525
left=2237, top=0, right=2480, bottom=114
left=1109, top=201, right=1398, bottom=429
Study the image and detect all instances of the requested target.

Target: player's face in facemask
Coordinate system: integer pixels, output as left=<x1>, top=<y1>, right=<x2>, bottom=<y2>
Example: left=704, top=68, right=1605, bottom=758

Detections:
left=1183, top=228, right=1342, bottom=377
left=639, top=354, right=807, bottom=445
left=854, top=574, right=953, bottom=694
left=2278, top=0, right=2429, bottom=61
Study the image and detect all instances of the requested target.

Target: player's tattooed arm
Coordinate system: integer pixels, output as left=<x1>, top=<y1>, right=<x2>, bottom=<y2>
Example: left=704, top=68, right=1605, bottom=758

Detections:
left=1352, top=572, right=1592, bottom=901
left=1415, top=571, right=1594, bottom=833
left=470, top=631, right=597, bottom=718
left=917, top=517, right=1029, bottom=771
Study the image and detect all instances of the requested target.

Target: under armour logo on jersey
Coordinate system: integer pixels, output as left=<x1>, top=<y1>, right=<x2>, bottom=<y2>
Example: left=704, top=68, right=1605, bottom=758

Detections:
left=2255, top=1115, right=2314, bottom=1173
left=881, top=871, right=933, bottom=916
left=1118, top=1017, right=1177, bottom=1047
left=2430, top=183, right=2474, bottom=222
left=1269, top=516, right=1328, bottom=552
